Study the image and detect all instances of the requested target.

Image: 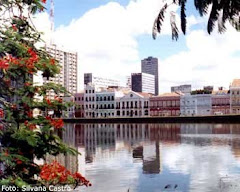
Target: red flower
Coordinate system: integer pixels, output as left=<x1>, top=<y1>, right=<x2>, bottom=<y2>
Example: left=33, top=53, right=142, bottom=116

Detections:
left=28, top=124, right=36, bottom=130
left=0, top=109, right=4, bottom=118
left=50, top=58, right=55, bottom=65
left=26, top=110, right=33, bottom=118
left=12, top=24, right=17, bottom=31
left=41, top=0, right=47, bottom=3
left=16, top=159, right=23, bottom=165
left=0, top=59, right=9, bottom=69
left=24, top=82, right=31, bottom=86
left=51, top=119, right=64, bottom=129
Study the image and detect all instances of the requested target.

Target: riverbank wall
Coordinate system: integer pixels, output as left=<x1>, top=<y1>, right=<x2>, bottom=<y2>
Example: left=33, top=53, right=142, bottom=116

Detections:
left=63, top=115, right=240, bottom=124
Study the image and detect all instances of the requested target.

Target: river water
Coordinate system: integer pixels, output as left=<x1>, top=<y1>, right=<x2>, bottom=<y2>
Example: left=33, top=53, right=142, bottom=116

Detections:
left=59, top=123, right=240, bottom=192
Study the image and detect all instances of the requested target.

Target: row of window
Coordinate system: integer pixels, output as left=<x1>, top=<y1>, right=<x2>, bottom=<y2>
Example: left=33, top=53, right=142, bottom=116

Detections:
left=150, top=100, right=180, bottom=107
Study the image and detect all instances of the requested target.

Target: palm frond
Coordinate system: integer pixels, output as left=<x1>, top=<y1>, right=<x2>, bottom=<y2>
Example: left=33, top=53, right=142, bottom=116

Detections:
left=180, top=0, right=187, bottom=35
left=194, top=0, right=210, bottom=16
left=152, top=3, right=168, bottom=39
left=207, top=1, right=219, bottom=34
left=170, top=12, right=179, bottom=41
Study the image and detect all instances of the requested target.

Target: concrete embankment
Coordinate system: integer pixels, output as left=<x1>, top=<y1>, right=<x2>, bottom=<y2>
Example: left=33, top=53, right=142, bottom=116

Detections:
left=63, top=115, right=240, bottom=124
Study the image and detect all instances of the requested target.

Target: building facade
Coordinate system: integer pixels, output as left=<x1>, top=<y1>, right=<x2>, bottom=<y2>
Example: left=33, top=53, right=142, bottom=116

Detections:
left=212, top=89, right=230, bottom=115
left=116, top=91, right=150, bottom=117
left=84, top=73, right=120, bottom=88
left=74, top=92, right=85, bottom=118
left=150, top=92, right=181, bottom=116
left=141, top=57, right=159, bottom=95
left=230, top=79, right=240, bottom=114
left=96, top=91, right=116, bottom=118
left=131, top=73, right=155, bottom=95
left=84, top=84, right=96, bottom=118
left=45, top=44, right=78, bottom=94
left=171, top=84, right=191, bottom=94
left=180, top=94, right=212, bottom=116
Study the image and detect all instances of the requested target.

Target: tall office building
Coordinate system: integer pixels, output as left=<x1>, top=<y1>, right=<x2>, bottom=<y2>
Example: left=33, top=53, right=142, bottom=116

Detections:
left=141, top=57, right=159, bottom=95
left=84, top=73, right=120, bottom=88
left=131, top=73, right=155, bottom=95
left=44, top=44, right=78, bottom=94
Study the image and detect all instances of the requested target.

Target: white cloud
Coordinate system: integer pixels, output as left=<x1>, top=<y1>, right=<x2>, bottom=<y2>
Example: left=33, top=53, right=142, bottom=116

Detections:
left=33, top=1, right=240, bottom=93
left=159, top=21, right=240, bottom=93
left=34, top=0, right=179, bottom=91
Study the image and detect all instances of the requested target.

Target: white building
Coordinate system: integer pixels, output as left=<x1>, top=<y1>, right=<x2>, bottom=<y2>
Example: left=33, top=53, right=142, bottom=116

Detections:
left=84, top=84, right=96, bottom=118
left=62, top=96, right=75, bottom=118
left=180, top=94, right=212, bottom=116
left=44, top=44, right=78, bottom=94
left=96, top=90, right=115, bottom=118
left=84, top=73, right=120, bottom=88
left=131, top=73, right=155, bottom=95
left=116, top=91, right=150, bottom=117
left=230, top=79, right=240, bottom=114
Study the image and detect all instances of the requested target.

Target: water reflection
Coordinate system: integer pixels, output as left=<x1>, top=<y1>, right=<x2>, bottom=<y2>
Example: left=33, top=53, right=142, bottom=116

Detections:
left=58, top=123, right=240, bottom=192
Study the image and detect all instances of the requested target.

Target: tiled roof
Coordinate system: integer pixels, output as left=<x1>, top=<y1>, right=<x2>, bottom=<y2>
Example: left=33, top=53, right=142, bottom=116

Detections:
left=136, top=92, right=153, bottom=97
left=157, top=92, right=182, bottom=97
left=212, top=90, right=229, bottom=95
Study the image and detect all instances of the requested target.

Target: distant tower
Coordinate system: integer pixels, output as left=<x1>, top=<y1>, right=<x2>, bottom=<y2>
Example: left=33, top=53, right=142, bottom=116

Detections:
left=141, top=57, right=159, bottom=95
left=50, top=0, right=54, bottom=44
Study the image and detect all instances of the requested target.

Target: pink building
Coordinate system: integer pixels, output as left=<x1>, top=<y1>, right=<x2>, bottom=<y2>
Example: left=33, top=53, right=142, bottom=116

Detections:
left=74, top=92, right=85, bottom=118
left=150, top=92, right=181, bottom=117
left=211, top=89, right=230, bottom=115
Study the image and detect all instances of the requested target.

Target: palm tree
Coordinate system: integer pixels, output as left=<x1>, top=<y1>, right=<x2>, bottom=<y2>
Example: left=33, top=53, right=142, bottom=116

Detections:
left=152, top=0, right=240, bottom=40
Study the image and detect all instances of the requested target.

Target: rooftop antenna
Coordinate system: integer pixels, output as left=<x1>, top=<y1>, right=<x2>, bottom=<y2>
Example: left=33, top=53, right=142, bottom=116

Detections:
left=50, top=0, right=54, bottom=45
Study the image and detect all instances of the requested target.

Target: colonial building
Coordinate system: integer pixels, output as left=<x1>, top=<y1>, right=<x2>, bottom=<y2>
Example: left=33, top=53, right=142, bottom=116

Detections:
left=96, top=90, right=116, bottom=118
left=180, top=93, right=212, bottom=116
left=230, top=79, right=240, bottom=114
left=116, top=91, right=150, bottom=117
left=84, top=84, right=96, bottom=118
left=150, top=92, right=181, bottom=116
left=74, top=92, right=85, bottom=118
left=212, top=88, right=230, bottom=115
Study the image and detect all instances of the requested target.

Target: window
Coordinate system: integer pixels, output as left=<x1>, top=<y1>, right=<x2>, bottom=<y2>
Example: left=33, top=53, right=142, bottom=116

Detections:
left=89, top=90, right=91, bottom=94
left=93, top=90, right=95, bottom=93
left=86, top=90, right=88, bottom=93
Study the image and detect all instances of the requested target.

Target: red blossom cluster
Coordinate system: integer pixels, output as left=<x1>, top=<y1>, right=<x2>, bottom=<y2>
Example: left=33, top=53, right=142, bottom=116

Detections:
left=24, top=121, right=37, bottom=130
left=46, top=116, right=64, bottom=129
left=40, top=161, right=91, bottom=187
left=0, top=109, right=4, bottom=118
left=41, top=0, right=47, bottom=3
left=54, top=96, right=63, bottom=103
left=0, top=48, right=39, bottom=74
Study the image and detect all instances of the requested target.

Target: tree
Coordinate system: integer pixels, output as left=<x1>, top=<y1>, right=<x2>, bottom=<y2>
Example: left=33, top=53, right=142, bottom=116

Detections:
left=0, top=0, right=90, bottom=188
left=152, top=0, right=240, bottom=40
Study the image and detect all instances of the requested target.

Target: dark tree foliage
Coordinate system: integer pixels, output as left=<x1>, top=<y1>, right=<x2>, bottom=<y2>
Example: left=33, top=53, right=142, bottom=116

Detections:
left=153, top=0, right=240, bottom=40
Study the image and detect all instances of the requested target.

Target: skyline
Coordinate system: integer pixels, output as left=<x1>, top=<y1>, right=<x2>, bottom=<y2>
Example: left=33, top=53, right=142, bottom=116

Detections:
left=34, top=0, right=240, bottom=93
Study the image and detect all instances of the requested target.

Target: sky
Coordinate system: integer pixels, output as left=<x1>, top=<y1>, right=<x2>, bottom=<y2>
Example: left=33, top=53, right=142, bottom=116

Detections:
left=34, top=0, right=240, bottom=93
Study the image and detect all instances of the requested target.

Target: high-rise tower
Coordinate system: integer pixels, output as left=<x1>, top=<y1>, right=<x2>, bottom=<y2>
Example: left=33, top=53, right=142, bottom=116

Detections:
left=141, top=57, right=159, bottom=95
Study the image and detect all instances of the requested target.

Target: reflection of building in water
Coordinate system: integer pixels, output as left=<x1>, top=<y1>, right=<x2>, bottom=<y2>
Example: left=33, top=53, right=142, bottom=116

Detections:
left=149, top=124, right=181, bottom=143
left=75, top=124, right=117, bottom=161
left=180, top=124, right=213, bottom=134
left=116, top=124, right=150, bottom=143
left=132, top=141, right=161, bottom=174
left=142, top=142, right=161, bottom=174
left=47, top=124, right=78, bottom=173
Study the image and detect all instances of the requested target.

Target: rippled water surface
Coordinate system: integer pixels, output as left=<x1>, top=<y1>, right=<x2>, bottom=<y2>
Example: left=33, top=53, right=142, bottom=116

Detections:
left=60, top=123, right=240, bottom=192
